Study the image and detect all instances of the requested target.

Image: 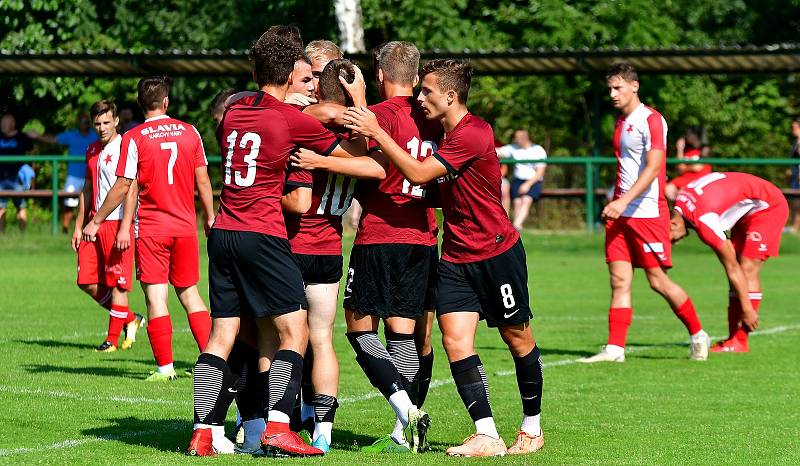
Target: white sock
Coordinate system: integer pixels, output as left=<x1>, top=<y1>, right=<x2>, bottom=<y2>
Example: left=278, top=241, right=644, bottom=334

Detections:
left=301, top=399, right=314, bottom=422
left=475, top=417, right=500, bottom=439
left=242, top=418, right=265, bottom=445
left=391, top=418, right=405, bottom=444
left=388, top=391, right=413, bottom=427
left=267, top=410, right=291, bottom=424
left=605, top=344, right=625, bottom=357
left=520, top=414, right=541, bottom=436
left=313, top=421, right=333, bottom=444
left=691, top=330, right=706, bottom=339
left=193, top=422, right=212, bottom=430
left=211, top=425, right=234, bottom=454
left=156, top=363, right=174, bottom=374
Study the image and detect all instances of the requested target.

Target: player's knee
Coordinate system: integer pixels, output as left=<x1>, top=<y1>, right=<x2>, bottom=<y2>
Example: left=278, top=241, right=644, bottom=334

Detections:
left=308, top=328, right=333, bottom=349
left=78, top=283, right=97, bottom=296
left=442, top=331, right=471, bottom=355
left=647, top=275, right=671, bottom=295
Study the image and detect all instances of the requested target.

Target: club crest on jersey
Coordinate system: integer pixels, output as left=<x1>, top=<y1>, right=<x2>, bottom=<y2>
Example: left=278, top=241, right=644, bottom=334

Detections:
left=140, top=123, right=186, bottom=138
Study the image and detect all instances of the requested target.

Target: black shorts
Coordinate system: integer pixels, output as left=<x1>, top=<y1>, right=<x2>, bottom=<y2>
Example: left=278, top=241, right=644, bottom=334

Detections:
left=423, top=244, right=439, bottom=310
left=294, top=253, right=343, bottom=284
left=208, top=229, right=307, bottom=319
left=511, top=178, right=543, bottom=200
left=343, top=243, right=431, bottom=319
left=436, top=239, right=532, bottom=328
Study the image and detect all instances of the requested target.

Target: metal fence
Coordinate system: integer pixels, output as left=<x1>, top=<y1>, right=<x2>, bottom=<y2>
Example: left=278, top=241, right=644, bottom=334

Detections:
left=1, top=155, right=797, bottom=234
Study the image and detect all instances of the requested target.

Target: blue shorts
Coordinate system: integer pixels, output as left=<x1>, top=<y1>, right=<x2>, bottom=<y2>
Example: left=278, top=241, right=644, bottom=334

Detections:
left=511, top=177, right=543, bottom=200
left=0, top=179, right=26, bottom=209
left=64, top=175, right=85, bottom=208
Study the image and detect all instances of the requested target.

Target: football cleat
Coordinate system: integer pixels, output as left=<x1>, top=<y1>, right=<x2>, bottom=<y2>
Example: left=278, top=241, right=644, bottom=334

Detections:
left=406, top=407, right=431, bottom=453
left=578, top=345, right=625, bottom=363
left=95, top=341, right=117, bottom=353
left=311, top=435, right=330, bottom=453
left=710, top=337, right=749, bottom=353
left=261, top=422, right=324, bottom=457
left=187, top=428, right=216, bottom=456
left=145, top=369, right=177, bottom=382
left=446, top=433, right=507, bottom=457
left=690, top=330, right=711, bottom=361
left=360, top=435, right=411, bottom=453
left=121, top=313, right=146, bottom=350
left=507, top=430, right=544, bottom=455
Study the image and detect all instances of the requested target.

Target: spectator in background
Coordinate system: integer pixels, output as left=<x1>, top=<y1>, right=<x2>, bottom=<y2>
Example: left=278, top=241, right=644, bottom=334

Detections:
left=0, top=113, right=33, bottom=233
left=665, top=126, right=711, bottom=201
left=30, top=113, right=99, bottom=233
left=789, top=118, right=800, bottom=233
left=210, top=89, right=236, bottom=125
left=498, top=129, right=547, bottom=230
left=494, top=137, right=511, bottom=215
left=118, top=104, right=142, bottom=134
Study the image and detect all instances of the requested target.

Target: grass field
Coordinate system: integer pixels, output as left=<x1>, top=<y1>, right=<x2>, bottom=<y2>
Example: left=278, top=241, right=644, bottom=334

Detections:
left=0, top=230, right=798, bottom=465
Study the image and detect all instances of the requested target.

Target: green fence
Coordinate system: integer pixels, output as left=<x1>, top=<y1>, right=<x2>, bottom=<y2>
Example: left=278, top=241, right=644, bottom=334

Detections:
left=1, top=155, right=797, bottom=235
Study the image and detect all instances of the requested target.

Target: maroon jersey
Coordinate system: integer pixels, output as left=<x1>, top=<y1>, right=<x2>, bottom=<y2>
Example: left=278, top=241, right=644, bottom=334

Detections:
left=117, top=115, right=206, bottom=237
left=355, top=96, right=443, bottom=246
left=432, top=113, right=518, bottom=263
left=213, top=92, right=340, bottom=237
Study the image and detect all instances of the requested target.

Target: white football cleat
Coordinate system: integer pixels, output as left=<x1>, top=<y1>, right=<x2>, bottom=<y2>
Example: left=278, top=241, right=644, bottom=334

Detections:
left=579, top=345, right=625, bottom=363
left=690, top=330, right=711, bottom=361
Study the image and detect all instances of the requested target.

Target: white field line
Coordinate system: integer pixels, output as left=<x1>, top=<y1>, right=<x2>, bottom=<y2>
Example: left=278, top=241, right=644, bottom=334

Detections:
left=0, top=386, right=186, bottom=406
left=0, top=327, right=192, bottom=345
left=1, top=323, right=797, bottom=457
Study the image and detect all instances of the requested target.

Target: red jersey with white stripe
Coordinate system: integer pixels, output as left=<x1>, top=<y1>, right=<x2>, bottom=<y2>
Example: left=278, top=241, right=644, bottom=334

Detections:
left=612, top=103, right=668, bottom=218
left=213, top=92, right=340, bottom=238
left=86, top=135, right=124, bottom=221
left=117, top=115, right=206, bottom=237
left=355, top=96, right=442, bottom=246
left=432, top=113, right=518, bottom=263
left=673, top=172, right=786, bottom=251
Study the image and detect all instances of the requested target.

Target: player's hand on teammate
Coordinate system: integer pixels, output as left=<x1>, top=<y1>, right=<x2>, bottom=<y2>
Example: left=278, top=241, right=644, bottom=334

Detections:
left=290, top=148, right=325, bottom=170
left=82, top=220, right=100, bottom=242
left=285, top=93, right=317, bottom=107
left=340, top=65, right=366, bottom=107
left=601, top=199, right=626, bottom=221
left=71, top=228, right=82, bottom=252
left=115, top=227, right=131, bottom=251
left=343, top=106, right=380, bottom=139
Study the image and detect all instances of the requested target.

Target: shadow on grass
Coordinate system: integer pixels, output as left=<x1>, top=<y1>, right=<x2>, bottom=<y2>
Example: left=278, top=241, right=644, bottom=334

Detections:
left=475, top=346, right=595, bottom=358
left=331, top=427, right=449, bottom=453
left=16, top=339, right=95, bottom=350
left=82, top=417, right=189, bottom=453
left=23, top=364, right=146, bottom=378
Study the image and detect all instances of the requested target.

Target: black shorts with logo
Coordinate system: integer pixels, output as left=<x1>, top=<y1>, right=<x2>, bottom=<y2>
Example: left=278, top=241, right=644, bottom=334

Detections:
left=293, top=253, right=343, bottom=284
left=343, top=243, right=432, bottom=319
left=208, top=229, right=307, bottom=319
left=436, top=239, right=532, bottom=328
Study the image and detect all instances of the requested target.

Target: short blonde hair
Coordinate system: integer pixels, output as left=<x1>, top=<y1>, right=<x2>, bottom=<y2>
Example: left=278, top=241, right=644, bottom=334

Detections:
left=305, top=40, right=343, bottom=64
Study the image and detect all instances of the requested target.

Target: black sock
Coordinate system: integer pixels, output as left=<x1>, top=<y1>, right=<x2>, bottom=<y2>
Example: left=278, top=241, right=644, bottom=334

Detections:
left=346, top=331, right=406, bottom=399
left=513, top=346, right=543, bottom=416
left=385, top=330, right=420, bottom=405
left=267, top=350, right=304, bottom=421
left=450, top=354, right=492, bottom=422
left=312, top=393, right=338, bottom=423
left=417, top=350, right=434, bottom=408
left=258, top=370, right=269, bottom=421
left=229, top=341, right=261, bottom=421
left=193, top=352, right=239, bottom=426
left=301, top=347, right=314, bottom=414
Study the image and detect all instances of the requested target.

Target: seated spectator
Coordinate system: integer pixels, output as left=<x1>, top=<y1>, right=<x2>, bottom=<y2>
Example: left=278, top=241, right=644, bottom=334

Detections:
left=497, top=129, right=547, bottom=230
left=788, top=117, right=800, bottom=233
left=0, top=113, right=33, bottom=233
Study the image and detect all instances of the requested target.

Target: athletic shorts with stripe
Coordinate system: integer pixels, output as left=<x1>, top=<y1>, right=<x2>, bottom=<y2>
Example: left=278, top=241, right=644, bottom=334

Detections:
left=605, top=215, right=672, bottom=269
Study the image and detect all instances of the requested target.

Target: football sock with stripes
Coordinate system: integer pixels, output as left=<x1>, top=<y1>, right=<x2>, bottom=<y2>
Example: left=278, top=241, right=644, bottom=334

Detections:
left=733, top=290, right=761, bottom=342
left=514, top=346, right=543, bottom=436
left=312, top=393, right=338, bottom=444
left=451, top=354, right=498, bottom=439
left=106, top=304, right=130, bottom=345
left=147, top=315, right=173, bottom=370
left=607, top=307, right=633, bottom=348
left=267, top=350, right=304, bottom=425
left=193, top=352, right=239, bottom=426
left=94, top=285, right=113, bottom=310
left=187, top=310, right=211, bottom=352
left=385, top=331, right=420, bottom=404
left=228, top=341, right=261, bottom=421
left=417, top=350, right=434, bottom=408
left=672, top=298, right=702, bottom=335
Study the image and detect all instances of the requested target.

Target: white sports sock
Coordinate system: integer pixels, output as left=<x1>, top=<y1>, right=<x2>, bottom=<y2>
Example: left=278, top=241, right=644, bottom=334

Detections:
left=691, top=330, right=706, bottom=339
left=520, top=414, right=541, bottom=436
left=267, top=410, right=291, bottom=424
left=605, top=344, right=625, bottom=357
left=390, top=418, right=405, bottom=444
left=301, top=399, right=315, bottom=422
left=313, top=421, right=333, bottom=444
left=242, top=418, right=265, bottom=445
left=388, top=391, right=413, bottom=427
left=157, top=363, right=174, bottom=374
left=475, top=417, right=500, bottom=439
left=211, top=425, right=234, bottom=454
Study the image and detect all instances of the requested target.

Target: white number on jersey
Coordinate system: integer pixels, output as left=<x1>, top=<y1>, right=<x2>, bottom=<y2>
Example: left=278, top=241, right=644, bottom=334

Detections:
left=687, top=172, right=726, bottom=195
left=224, top=130, right=260, bottom=187
left=318, top=173, right=355, bottom=216
left=160, top=142, right=178, bottom=185
left=402, top=137, right=437, bottom=197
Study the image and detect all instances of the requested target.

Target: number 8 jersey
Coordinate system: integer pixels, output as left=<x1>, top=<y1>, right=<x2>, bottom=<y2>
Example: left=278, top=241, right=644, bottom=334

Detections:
left=117, top=115, right=207, bottom=237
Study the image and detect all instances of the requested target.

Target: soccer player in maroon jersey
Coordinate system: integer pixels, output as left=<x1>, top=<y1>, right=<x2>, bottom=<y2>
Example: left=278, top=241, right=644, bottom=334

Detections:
left=671, top=172, right=787, bottom=352
left=581, top=62, right=709, bottom=363
left=72, top=100, right=144, bottom=352
left=83, top=77, right=215, bottom=383
left=343, top=59, right=545, bottom=457
left=186, top=30, right=369, bottom=457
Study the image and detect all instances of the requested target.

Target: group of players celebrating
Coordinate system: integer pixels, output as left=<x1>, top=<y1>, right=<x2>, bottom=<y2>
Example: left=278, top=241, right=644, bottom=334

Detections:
left=69, top=24, right=788, bottom=459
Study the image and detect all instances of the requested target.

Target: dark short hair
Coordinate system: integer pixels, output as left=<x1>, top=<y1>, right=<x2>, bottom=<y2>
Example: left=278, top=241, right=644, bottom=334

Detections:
left=265, top=25, right=303, bottom=50
left=90, top=99, right=117, bottom=120
left=250, top=28, right=303, bottom=87
left=319, top=59, right=355, bottom=106
left=375, top=41, right=419, bottom=85
left=210, top=88, right=236, bottom=117
left=606, top=62, right=638, bottom=82
left=137, top=76, right=171, bottom=111
left=420, top=59, right=473, bottom=103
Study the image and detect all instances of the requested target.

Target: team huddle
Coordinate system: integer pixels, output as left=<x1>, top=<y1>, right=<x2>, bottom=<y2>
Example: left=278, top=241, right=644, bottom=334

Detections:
left=70, top=25, right=788, bottom=459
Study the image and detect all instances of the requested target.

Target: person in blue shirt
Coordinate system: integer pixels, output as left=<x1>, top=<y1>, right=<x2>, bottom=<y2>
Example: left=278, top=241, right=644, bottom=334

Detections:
left=0, top=113, right=34, bottom=233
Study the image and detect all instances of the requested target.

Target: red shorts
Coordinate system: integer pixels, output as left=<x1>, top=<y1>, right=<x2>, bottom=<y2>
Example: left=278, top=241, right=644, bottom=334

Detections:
left=135, top=235, right=199, bottom=287
left=730, top=204, right=789, bottom=261
left=605, top=216, right=672, bottom=269
left=77, top=220, right=134, bottom=290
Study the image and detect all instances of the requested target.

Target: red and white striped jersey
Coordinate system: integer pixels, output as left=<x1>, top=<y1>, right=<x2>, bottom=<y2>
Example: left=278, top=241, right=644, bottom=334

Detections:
left=86, top=135, right=124, bottom=221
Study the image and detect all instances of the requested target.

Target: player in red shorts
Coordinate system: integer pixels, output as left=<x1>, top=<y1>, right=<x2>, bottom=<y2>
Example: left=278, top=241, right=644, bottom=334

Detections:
left=72, top=99, right=144, bottom=352
left=83, top=76, right=215, bottom=382
left=344, top=58, right=545, bottom=457
left=580, top=62, right=710, bottom=364
left=670, top=172, right=788, bottom=352
left=665, top=127, right=712, bottom=201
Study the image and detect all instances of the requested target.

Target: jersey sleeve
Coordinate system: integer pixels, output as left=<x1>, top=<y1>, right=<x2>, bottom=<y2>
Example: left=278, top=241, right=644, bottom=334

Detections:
left=432, top=127, right=480, bottom=175
left=191, top=126, right=208, bottom=168
left=694, top=212, right=727, bottom=251
left=116, top=134, right=139, bottom=180
left=367, top=107, right=392, bottom=152
left=645, top=113, right=666, bottom=152
left=285, top=167, right=313, bottom=188
left=288, top=111, right=341, bottom=156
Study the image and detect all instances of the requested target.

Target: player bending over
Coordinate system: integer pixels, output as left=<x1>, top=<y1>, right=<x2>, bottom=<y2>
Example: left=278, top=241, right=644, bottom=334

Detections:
left=83, top=77, right=215, bottom=381
left=72, top=99, right=144, bottom=352
left=671, top=172, right=787, bottom=352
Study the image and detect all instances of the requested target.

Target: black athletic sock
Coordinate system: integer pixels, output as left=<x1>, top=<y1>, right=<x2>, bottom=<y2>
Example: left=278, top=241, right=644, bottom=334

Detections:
left=228, top=341, right=261, bottom=421
left=385, top=330, right=420, bottom=404
left=513, top=346, right=543, bottom=416
left=417, top=350, right=434, bottom=408
left=193, top=352, right=239, bottom=426
left=301, top=347, right=314, bottom=406
left=450, top=354, right=492, bottom=422
left=267, top=350, right=304, bottom=421
left=346, top=331, right=406, bottom=399
left=258, top=370, right=270, bottom=421
left=312, top=393, right=339, bottom=423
